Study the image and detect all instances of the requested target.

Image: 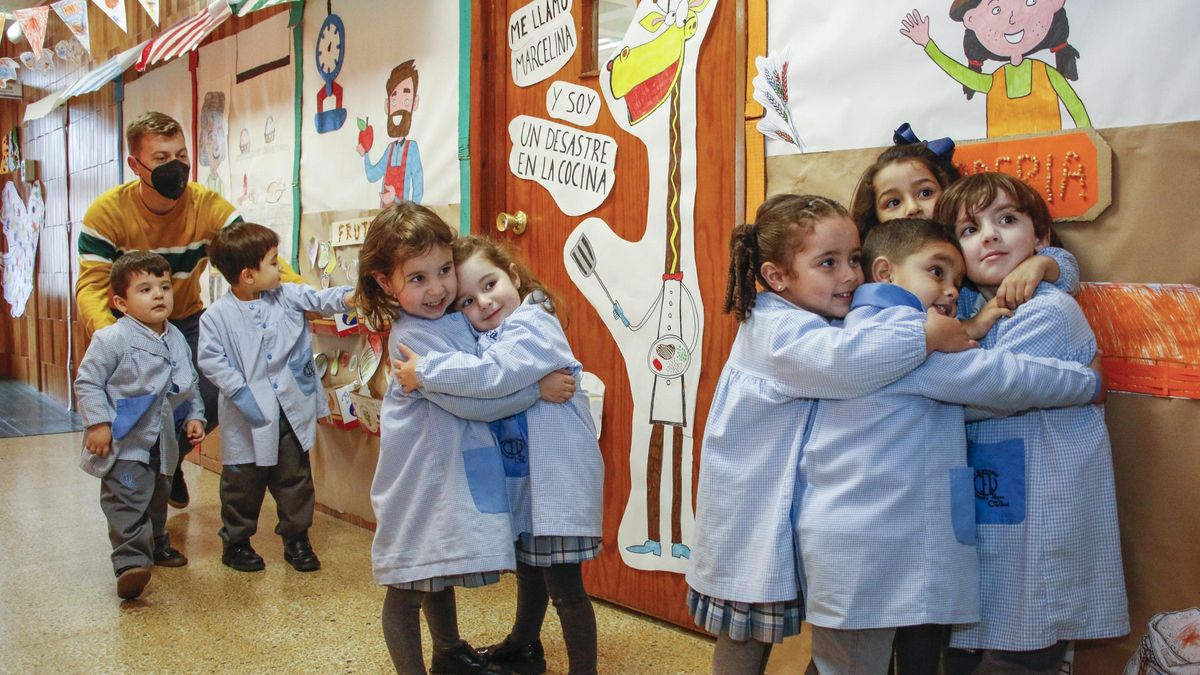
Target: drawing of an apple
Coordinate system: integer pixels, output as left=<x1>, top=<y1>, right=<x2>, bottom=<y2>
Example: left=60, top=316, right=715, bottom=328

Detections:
left=357, top=117, right=374, bottom=153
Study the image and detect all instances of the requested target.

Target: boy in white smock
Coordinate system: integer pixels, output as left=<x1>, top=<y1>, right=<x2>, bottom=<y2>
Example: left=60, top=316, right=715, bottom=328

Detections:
left=74, top=251, right=206, bottom=599
left=198, top=222, right=352, bottom=573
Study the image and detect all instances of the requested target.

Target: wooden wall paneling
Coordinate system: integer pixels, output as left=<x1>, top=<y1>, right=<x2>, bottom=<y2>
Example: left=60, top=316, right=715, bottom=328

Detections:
left=743, top=0, right=766, bottom=223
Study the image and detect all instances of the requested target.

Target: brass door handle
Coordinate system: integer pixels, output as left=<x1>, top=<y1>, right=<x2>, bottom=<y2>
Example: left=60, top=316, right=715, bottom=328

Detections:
left=496, top=211, right=527, bottom=235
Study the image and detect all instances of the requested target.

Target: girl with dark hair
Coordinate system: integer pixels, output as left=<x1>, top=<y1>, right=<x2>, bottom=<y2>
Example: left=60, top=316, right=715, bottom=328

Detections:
left=900, top=1, right=1090, bottom=138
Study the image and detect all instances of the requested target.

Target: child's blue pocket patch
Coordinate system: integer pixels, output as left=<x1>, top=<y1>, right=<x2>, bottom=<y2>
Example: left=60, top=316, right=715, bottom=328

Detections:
left=967, top=438, right=1026, bottom=525
left=949, top=466, right=978, bottom=545
left=462, top=446, right=509, bottom=514
left=288, top=350, right=318, bottom=397
left=112, top=394, right=157, bottom=440
left=489, top=414, right=530, bottom=478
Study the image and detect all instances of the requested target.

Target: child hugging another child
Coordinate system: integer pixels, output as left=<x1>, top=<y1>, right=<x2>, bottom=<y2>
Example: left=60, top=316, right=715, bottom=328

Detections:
left=685, top=195, right=978, bottom=675
left=356, top=203, right=575, bottom=675
left=75, top=251, right=206, bottom=600
left=937, top=174, right=1128, bottom=675
left=392, top=235, right=603, bottom=675
left=797, top=217, right=1105, bottom=674
left=198, top=222, right=354, bottom=574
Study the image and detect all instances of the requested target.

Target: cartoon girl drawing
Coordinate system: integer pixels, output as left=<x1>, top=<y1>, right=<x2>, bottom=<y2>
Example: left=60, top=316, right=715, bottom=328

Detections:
left=901, top=0, right=1090, bottom=138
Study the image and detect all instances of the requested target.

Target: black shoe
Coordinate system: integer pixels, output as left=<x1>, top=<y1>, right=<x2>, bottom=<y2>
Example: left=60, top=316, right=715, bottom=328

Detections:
left=479, top=639, right=546, bottom=675
left=222, top=542, right=265, bottom=572
left=153, top=544, right=188, bottom=567
left=283, top=537, right=321, bottom=572
left=432, top=641, right=513, bottom=674
left=168, top=470, right=189, bottom=509
left=116, top=565, right=152, bottom=600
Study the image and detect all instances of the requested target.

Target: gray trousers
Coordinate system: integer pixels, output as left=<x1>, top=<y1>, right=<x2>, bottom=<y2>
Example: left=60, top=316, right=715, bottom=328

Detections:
left=99, top=445, right=171, bottom=575
left=807, top=626, right=897, bottom=675
left=170, top=311, right=219, bottom=465
left=217, top=412, right=314, bottom=545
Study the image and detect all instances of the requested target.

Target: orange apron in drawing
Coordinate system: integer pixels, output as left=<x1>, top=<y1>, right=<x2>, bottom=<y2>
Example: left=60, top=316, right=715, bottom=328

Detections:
left=987, top=60, right=1061, bottom=138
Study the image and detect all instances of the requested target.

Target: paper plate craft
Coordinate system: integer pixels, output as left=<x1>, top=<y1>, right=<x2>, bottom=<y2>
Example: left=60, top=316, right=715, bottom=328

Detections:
left=339, top=350, right=352, bottom=370
left=313, top=352, right=329, bottom=379
left=349, top=392, right=382, bottom=434
left=357, top=341, right=380, bottom=383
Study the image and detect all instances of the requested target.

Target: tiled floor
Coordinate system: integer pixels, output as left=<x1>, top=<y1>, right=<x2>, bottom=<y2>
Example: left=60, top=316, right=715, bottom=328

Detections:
left=0, top=431, right=719, bottom=673
left=0, top=379, right=84, bottom=438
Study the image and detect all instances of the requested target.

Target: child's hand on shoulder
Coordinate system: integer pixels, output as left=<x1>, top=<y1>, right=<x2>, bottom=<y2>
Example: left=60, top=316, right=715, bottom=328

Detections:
left=995, top=255, right=1057, bottom=309
left=924, top=308, right=978, bottom=354
left=962, top=297, right=1014, bottom=340
left=185, top=419, right=206, bottom=447
left=343, top=291, right=357, bottom=309
left=539, top=368, right=576, bottom=403
left=391, top=343, right=423, bottom=393
left=85, top=423, right=112, bottom=457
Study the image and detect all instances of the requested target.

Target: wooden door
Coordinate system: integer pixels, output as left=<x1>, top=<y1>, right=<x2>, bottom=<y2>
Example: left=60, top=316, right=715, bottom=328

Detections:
left=474, top=0, right=740, bottom=628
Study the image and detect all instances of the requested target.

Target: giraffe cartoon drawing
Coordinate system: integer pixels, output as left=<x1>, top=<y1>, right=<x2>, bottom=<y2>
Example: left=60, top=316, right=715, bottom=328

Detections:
left=564, top=0, right=715, bottom=573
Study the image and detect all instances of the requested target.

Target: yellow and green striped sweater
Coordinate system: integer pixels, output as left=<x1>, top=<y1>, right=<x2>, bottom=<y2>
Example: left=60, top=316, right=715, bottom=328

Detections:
left=76, top=181, right=302, bottom=337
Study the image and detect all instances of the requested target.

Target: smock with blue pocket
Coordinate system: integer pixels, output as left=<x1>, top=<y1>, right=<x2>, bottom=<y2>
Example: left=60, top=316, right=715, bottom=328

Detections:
left=798, top=284, right=1100, bottom=631
left=371, top=311, right=542, bottom=586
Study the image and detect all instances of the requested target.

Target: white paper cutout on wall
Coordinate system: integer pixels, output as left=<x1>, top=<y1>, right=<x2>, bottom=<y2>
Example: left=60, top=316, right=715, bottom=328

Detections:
left=1, top=182, right=41, bottom=318
left=546, top=81, right=602, bottom=127
left=90, top=0, right=129, bottom=34
left=51, top=0, right=92, bottom=56
left=508, top=115, right=616, bottom=217
left=562, top=0, right=715, bottom=574
left=508, top=0, right=577, bottom=87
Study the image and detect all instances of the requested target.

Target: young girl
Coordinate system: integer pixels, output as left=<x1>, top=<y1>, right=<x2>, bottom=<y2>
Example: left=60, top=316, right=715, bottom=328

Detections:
left=935, top=173, right=1127, bottom=674
left=686, top=194, right=975, bottom=675
left=356, top=203, right=574, bottom=675
left=392, top=235, right=603, bottom=675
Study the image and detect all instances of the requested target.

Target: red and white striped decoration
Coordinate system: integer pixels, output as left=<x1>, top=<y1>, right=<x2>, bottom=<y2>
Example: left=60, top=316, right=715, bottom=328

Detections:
left=134, top=0, right=231, bottom=72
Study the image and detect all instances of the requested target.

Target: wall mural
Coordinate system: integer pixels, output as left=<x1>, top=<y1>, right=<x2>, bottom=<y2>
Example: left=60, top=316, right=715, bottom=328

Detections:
left=564, top=0, right=714, bottom=573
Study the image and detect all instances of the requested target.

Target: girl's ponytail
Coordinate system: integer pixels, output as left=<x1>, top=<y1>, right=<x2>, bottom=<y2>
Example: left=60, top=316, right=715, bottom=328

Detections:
left=724, top=223, right=762, bottom=322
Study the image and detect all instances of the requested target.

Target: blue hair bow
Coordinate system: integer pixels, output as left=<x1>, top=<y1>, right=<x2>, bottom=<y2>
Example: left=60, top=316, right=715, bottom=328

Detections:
left=893, top=123, right=955, bottom=160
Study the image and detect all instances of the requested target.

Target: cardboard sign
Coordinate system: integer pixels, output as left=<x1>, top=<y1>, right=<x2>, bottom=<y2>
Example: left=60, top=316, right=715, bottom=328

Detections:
left=954, top=129, right=1111, bottom=221
left=330, top=216, right=371, bottom=247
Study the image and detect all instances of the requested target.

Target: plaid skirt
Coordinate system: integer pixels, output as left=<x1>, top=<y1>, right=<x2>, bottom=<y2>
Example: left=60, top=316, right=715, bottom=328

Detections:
left=389, top=571, right=502, bottom=592
left=515, top=534, right=602, bottom=567
left=687, top=588, right=804, bottom=644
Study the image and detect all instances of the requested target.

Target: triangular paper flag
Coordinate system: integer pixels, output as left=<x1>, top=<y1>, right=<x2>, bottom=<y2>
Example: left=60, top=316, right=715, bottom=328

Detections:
left=51, top=0, right=93, bottom=56
left=137, top=0, right=160, bottom=26
left=13, top=7, right=50, bottom=61
left=227, top=0, right=292, bottom=17
left=91, top=0, right=129, bottom=34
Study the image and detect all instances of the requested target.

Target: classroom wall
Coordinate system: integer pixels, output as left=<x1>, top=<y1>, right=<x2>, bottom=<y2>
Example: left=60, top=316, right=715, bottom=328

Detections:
left=765, top=121, right=1200, bottom=672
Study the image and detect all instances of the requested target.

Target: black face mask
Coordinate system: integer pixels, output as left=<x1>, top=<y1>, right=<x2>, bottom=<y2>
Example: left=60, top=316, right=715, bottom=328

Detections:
left=137, top=158, right=190, bottom=200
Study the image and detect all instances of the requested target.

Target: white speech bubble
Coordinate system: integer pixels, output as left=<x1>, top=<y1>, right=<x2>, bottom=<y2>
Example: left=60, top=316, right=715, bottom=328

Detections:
left=508, top=115, right=617, bottom=216
left=509, top=0, right=576, bottom=87
left=546, top=81, right=601, bottom=127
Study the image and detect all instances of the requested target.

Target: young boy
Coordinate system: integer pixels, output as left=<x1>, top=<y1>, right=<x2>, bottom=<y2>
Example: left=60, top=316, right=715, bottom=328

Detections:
left=74, top=251, right=206, bottom=599
left=936, top=174, right=1129, bottom=674
left=796, top=218, right=1106, bottom=673
left=197, top=222, right=353, bottom=573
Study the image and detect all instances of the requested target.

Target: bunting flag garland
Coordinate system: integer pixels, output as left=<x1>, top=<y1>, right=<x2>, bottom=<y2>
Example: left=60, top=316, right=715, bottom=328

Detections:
left=13, top=7, right=50, bottom=60
left=228, top=0, right=293, bottom=17
left=51, top=0, right=92, bottom=56
left=135, top=0, right=231, bottom=72
left=90, top=0, right=129, bottom=33
left=137, top=0, right=161, bottom=26
left=24, top=41, right=146, bottom=121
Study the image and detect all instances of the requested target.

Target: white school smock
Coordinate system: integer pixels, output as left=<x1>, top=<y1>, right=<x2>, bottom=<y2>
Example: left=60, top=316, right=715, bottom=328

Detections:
left=950, top=284, right=1129, bottom=651
left=197, top=283, right=350, bottom=466
left=412, top=295, right=604, bottom=540
left=684, top=291, right=928, bottom=604
left=799, top=284, right=1100, bottom=631
left=371, top=311, right=542, bottom=586
left=74, top=316, right=205, bottom=477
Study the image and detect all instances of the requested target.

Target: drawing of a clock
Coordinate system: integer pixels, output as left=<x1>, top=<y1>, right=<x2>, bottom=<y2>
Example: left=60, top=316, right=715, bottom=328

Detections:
left=313, top=11, right=347, bottom=133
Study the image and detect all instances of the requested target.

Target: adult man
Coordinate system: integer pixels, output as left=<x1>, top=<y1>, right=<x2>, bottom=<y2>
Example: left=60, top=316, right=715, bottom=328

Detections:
left=77, top=111, right=302, bottom=511
left=357, top=59, right=424, bottom=207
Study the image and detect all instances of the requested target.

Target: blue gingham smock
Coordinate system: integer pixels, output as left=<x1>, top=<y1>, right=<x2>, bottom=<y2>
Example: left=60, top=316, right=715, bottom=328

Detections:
left=685, top=291, right=929, bottom=607
left=74, top=316, right=205, bottom=478
left=950, top=283, right=1129, bottom=650
left=799, top=284, right=1100, bottom=631
left=197, top=283, right=350, bottom=466
left=412, top=295, right=604, bottom=543
left=371, top=311, right=541, bottom=587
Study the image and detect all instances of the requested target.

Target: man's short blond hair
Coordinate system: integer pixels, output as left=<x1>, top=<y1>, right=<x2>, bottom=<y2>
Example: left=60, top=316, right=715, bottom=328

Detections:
left=126, top=111, right=184, bottom=155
